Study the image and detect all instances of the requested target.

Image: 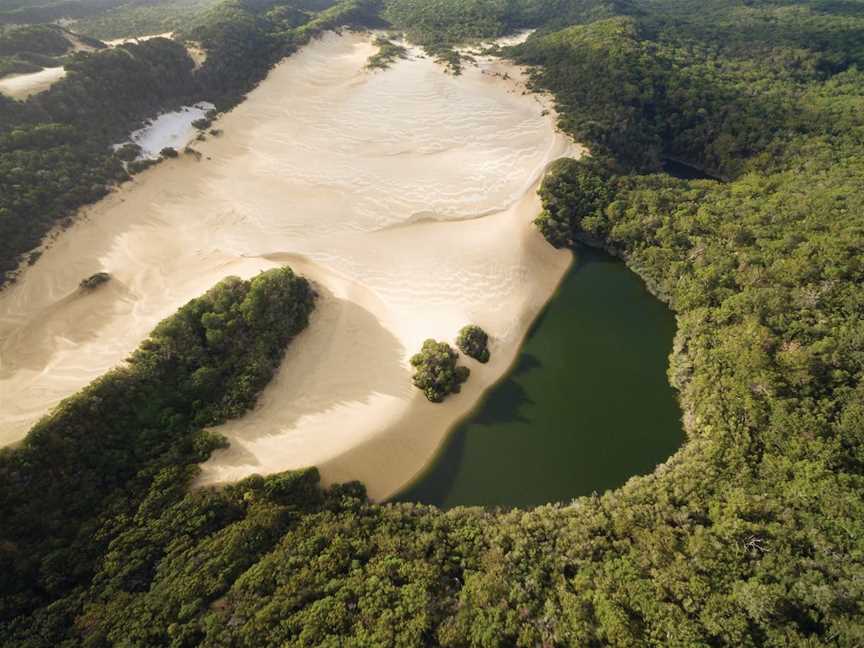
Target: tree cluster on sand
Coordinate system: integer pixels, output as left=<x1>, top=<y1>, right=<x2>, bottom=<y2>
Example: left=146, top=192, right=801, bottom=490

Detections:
left=410, top=338, right=470, bottom=402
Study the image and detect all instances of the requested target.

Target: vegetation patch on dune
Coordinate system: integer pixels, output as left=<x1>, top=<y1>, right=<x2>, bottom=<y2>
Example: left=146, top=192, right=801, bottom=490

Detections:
left=365, top=34, right=407, bottom=69
left=78, top=270, right=110, bottom=290
left=455, top=324, right=490, bottom=363
left=411, top=338, right=470, bottom=402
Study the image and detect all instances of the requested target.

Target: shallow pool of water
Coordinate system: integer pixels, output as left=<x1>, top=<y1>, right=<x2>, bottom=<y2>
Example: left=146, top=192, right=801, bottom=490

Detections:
left=393, top=246, right=683, bottom=508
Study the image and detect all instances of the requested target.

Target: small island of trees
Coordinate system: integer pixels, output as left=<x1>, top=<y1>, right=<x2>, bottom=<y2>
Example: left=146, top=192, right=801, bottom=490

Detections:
left=410, top=338, right=469, bottom=402
left=456, top=324, right=490, bottom=363
left=78, top=271, right=111, bottom=290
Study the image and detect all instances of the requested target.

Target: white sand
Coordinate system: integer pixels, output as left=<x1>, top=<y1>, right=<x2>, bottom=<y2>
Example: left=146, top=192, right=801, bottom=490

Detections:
left=104, top=32, right=174, bottom=47
left=0, top=32, right=582, bottom=499
left=0, top=66, right=67, bottom=100
left=121, top=101, right=215, bottom=158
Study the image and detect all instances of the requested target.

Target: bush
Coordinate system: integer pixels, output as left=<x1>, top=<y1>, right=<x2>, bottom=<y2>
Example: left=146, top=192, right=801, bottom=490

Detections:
left=160, top=146, right=179, bottom=158
left=366, top=35, right=408, bottom=70
left=456, top=324, right=490, bottom=363
left=78, top=271, right=111, bottom=290
left=127, top=158, right=157, bottom=174
left=410, top=339, right=470, bottom=402
left=115, top=142, right=142, bottom=162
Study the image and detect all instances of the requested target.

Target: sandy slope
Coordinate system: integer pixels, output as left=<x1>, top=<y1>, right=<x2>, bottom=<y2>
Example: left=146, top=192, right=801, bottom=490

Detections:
left=0, top=32, right=581, bottom=499
left=0, top=66, right=67, bottom=100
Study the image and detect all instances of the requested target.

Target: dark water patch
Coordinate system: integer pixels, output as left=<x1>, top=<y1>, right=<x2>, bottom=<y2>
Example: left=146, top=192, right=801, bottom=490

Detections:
left=393, top=246, right=683, bottom=509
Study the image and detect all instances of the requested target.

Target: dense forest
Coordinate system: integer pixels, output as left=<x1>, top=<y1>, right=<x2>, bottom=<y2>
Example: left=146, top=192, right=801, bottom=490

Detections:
left=0, top=23, right=104, bottom=76
left=0, top=267, right=315, bottom=635
left=0, top=0, right=149, bottom=24
left=1, top=0, right=863, bottom=646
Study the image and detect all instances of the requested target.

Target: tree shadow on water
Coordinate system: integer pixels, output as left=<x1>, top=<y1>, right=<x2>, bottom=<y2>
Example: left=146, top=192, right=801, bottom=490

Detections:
left=466, top=351, right=539, bottom=427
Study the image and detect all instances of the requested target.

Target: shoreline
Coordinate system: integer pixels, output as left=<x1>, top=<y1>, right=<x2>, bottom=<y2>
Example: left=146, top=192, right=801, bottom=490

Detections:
left=383, top=248, right=576, bottom=503
left=0, top=30, right=582, bottom=500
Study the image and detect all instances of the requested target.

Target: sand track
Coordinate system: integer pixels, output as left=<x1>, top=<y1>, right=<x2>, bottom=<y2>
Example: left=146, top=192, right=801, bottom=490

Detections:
left=0, top=31, right=582, bottom=499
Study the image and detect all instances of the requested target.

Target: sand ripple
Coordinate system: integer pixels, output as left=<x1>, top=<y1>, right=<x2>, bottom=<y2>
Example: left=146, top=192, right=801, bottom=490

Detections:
left=0, top=31, right=582, bottom=498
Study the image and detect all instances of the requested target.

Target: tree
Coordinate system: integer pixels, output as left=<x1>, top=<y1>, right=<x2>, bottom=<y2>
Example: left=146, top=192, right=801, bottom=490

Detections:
left=410, top=339, right=470, bottom=402
left=455, top=324, right=490, bottom=363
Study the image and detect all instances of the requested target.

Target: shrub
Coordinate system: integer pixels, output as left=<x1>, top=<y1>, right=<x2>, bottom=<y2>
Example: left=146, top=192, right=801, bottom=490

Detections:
left=128, top=158, right=157, bottom=174
left=115, top=142, right=142, bottom=162
left=410, top=339, right=470, bottom=402
left=456, top=324, right=490, bottom=363
left=78, top=271, right=110, bottom=290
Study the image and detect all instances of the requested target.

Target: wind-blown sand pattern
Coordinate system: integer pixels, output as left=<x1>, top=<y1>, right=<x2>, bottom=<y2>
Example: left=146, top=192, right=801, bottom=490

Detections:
left=0, top=32, right=582, bottom=499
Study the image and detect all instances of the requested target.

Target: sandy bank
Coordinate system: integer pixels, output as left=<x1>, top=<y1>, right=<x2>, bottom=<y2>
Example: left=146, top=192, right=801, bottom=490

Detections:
left=0, top=66, right=66, bottom=99
left=0, top=31, right=581, bottom=499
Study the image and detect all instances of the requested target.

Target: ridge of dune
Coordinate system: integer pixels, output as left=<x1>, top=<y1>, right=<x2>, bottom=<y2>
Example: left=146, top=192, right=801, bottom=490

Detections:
left=0, top=31, right=582, bottom=499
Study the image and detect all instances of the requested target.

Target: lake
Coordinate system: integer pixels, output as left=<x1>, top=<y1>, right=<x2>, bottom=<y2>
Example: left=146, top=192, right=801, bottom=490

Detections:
left=393, top=246, right=683, bottom=508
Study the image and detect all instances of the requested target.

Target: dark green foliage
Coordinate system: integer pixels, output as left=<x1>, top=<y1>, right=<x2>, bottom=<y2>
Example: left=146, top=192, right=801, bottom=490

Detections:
left=78, top=270, right=110, bottom=289
left=0, top=55, right=40, bottom=76
left=512, top=16, right=667, bottom=171
left=127, top=157, right=157, bottom=174
left=114, top=141, right=141, bottom=161
left=380, top=0, right=623, bottom=71
left=534, top=157, right=613, bottom=248
left=382, top=0, right=511, bottom=48
left=0, top=24, right=99, bottom=77
left=365, top=33, right=407, bottom=69
left=455, top=324, right=490, bottom=363
left=159, top=145, right=178, bottom=158
left=0, top=266, right=314, bottom=627
left=410, top=339, right=470, bottom=402
left=3, top=0, right=864, bottom=645
left=0, top=0, right=131, bottom=25
left=73, top=0, right=222, bottom=41
left=0, top=24, right=72, bottom=57
left=191, top=116, right=212, bottom=129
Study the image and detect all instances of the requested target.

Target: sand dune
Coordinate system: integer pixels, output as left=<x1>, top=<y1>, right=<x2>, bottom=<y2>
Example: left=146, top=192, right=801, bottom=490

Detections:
left=0, top=32, right=581, bottom=499
left=0, top=66, right=67, bottom=100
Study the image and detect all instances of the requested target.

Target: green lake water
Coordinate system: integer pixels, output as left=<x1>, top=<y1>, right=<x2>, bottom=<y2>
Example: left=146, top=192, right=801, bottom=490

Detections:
left=393, top=246, right=683, bottom=509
